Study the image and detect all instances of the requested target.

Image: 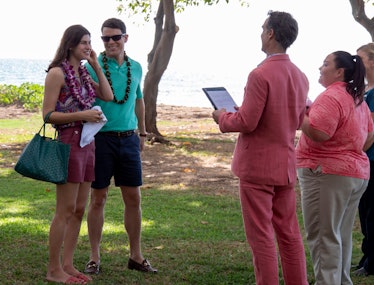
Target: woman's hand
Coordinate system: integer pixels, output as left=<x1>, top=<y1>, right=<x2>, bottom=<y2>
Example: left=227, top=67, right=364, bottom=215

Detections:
left=81, top=109, right=104, bottom=123
left=86, top=49, right=98, bottom=67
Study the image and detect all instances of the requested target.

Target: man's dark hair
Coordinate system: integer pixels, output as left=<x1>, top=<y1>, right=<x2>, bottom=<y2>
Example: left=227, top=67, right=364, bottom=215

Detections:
left=266, top=11, right=298, bottom=50
left=101, top=18, right=127, bottom=34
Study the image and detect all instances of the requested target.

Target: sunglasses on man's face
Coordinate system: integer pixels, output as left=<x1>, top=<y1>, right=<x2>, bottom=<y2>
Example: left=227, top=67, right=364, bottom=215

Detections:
left=101, top=34, right=125, bottom=42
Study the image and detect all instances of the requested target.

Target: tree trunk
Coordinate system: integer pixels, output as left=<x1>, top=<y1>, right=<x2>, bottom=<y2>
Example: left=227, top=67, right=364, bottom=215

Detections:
left=349, top=0, right=374, bottom=40
left=143, top=0, right=179, bottom=140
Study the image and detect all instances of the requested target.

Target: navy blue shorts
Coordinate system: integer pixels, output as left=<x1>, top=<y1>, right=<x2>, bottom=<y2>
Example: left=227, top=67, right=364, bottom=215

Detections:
left=92, top=131, right=142, bottom=189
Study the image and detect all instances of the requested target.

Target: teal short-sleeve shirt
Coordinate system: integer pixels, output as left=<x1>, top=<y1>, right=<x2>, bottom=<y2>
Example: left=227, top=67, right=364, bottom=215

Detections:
left=86, top=53, right=143, bottom=132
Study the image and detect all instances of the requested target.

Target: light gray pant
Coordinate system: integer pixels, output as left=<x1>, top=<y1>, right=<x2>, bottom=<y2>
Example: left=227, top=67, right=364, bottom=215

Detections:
left=297, top=167, right=367, bottom=285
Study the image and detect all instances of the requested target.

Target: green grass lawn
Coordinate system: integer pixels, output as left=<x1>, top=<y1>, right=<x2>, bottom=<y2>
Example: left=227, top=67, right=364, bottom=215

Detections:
left=1, top=111, right=374, bottom=284
left=0, top=172, right=250, bottom=284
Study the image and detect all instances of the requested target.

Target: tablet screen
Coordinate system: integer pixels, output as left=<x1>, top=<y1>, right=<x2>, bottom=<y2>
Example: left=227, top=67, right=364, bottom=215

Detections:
left=202, top=87, right=237, bottom=113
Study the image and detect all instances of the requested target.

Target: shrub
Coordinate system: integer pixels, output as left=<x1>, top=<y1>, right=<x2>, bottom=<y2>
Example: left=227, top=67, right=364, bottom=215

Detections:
left=0, top=83, right=44, bottom=111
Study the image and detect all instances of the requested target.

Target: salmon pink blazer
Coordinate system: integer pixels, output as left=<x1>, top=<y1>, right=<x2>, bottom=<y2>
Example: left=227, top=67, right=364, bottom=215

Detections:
left=218, top=54, right=309, bottom=185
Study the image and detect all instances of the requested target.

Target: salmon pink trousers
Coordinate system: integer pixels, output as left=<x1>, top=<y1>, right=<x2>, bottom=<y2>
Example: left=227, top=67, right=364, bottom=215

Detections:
left=239, top=180, right=308, bottom=285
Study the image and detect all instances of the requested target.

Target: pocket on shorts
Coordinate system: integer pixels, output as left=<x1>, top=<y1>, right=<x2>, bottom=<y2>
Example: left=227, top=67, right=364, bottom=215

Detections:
left=59, top=127, right=81, bottom=147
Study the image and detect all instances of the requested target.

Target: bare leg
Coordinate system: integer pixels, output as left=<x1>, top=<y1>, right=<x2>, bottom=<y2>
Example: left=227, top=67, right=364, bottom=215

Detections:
left=63, top=181, right=92, bottom=280
left=46, top=183, right=79, bottom=283
left=86, top=187, right=109, bottom=263
left=120, top=186, right=144, bottom=263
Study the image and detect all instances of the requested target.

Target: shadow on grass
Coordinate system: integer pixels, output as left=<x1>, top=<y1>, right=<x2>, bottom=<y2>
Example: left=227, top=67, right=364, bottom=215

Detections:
left=0, top=170, right=252, bottom=285
left=2, top=115, right=374, bottom=284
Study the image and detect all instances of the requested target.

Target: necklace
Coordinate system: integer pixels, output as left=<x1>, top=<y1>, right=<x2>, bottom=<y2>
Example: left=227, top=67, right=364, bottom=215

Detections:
left=61, top=59, right=96, bottom=109
left=102, top=51, right=131, bottom=104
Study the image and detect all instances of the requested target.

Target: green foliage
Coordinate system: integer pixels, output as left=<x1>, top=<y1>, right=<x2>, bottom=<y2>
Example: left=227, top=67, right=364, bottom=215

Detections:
left=117, top=0, right=249, bottom=22
left=0, top=83, right=44, bottom=111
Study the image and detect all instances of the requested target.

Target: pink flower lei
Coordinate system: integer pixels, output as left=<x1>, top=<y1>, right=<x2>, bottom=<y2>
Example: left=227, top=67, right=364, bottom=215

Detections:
left=61, top=59, right=96, bottom=109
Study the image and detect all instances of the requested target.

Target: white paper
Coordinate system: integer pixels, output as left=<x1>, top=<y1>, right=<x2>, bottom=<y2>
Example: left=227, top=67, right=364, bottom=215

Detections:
left=80, top=106, right=107, bottom=147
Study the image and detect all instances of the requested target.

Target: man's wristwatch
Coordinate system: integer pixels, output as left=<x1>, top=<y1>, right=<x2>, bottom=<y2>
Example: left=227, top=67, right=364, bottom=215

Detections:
left=139, top=133, right=147, bottom=137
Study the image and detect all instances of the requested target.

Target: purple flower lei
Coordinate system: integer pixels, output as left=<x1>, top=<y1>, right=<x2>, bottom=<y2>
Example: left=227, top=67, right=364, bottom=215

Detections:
left=61, top=59, right=96, bottom=109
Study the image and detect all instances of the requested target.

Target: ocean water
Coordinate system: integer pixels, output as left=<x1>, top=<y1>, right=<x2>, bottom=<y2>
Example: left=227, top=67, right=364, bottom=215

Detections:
left=0, top=58, right=49, bottom=86
left=0, top=58, right=246, bottom=108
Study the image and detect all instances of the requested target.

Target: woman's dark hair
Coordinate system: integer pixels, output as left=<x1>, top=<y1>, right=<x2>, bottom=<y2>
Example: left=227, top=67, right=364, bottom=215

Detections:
left=47, top=25, right=90, bottom=71
left=101, top=18, right=126, bottom=34
left=333, top=50, right=366, bottom=106
left=266, top=11, right=298, bottom=50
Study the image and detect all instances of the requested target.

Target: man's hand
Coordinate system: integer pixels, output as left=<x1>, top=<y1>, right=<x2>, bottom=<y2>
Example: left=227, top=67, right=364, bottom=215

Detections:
left=212, top=108, right=226, bottom=124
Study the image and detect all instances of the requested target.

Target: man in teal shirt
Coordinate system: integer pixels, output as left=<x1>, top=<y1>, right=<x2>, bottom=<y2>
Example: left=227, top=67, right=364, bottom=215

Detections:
left=84, top=18, right=157, bottom=274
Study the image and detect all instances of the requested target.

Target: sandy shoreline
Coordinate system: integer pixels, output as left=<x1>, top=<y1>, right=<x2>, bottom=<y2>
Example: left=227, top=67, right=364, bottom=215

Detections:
left=0, top=103, right=214, bottom=120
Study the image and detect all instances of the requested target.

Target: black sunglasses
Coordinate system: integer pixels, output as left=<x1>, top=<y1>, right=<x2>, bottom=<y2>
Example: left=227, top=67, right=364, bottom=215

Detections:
left=101, top=34, right=125, bottom=42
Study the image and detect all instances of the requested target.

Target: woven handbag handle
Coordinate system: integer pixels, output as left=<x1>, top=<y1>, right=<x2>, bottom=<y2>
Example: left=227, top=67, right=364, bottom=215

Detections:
left=44, top=111, right=54, bottom=123
left=38, top=111, right=55, bottom=137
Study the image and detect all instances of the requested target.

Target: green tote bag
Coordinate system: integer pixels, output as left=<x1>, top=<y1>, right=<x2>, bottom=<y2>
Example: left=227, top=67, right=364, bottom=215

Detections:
left=14, top=112, right=70, bottom=184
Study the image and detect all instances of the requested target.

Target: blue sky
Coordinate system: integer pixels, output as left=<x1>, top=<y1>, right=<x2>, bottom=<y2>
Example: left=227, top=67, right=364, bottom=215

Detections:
left=1, top=0, right=373, bottom=99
